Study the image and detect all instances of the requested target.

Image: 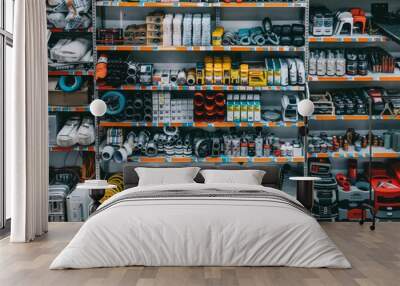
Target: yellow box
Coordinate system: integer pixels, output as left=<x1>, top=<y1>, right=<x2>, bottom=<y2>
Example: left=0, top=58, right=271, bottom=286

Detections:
left=214, top=62, right=223, bottom=85
left=240, top=64, right=249, bottom=86
left=205, top=62, right=214, bottom=85
left=249, top=65, right=266, bottom=87
left=223, top=57, right=231, bottom=85
left=212, top=27, right=224, bottom=46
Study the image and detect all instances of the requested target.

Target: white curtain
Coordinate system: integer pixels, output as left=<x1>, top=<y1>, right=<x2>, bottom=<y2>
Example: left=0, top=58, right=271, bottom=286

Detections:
left=7, top=0, right=49, bottom=242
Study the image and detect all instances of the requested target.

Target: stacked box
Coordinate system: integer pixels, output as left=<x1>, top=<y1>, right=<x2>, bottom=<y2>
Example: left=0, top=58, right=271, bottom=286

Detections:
left=124, top=24, right=147, bottom=45
left=146, top=14, right=163, bottom=45
left=153, top=92, right=193, bottom=124
left=226, top=93, right=261, bottom=122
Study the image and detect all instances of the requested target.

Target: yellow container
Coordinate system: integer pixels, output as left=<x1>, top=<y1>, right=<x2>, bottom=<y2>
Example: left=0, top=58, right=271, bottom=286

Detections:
left=212, top=27, right=224, bottom=46
left=240, top=64, right=249, bottom=86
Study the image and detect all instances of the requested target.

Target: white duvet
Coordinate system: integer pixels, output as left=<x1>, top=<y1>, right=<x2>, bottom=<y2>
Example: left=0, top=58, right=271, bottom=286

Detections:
left=50, top=183, right=351, bottom=269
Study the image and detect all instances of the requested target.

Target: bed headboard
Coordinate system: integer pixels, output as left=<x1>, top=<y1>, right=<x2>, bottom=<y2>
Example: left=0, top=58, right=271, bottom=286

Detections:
left=123, top=163, right=284, bottom=190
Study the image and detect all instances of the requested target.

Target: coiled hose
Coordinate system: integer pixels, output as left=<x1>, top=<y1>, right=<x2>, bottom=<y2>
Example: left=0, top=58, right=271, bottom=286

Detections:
left=99, top=173, right=124, bottom=203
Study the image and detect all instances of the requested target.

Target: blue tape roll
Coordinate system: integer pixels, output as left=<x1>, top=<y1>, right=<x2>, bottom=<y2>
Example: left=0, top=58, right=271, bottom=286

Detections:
left=101, top=91, right=126, bottom=115
left=58, top=76, right=83, bottom=93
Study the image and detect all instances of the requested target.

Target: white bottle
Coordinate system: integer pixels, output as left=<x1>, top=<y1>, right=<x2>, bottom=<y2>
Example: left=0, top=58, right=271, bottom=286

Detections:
left=255, top=134, right=264, bottom=157
left=317, top=51, right=327, bottom=76
left=335, top=51, right=346, bottom=76
left=326, top=51, right=336, bottom=76
left=309, top=52, right=317, bottom=75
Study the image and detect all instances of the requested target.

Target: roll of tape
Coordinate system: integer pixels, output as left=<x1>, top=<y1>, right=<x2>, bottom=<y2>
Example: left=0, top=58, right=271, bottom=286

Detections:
left=133, top=98, right=144, bottom=110
left=187, top=69, right=196, bottom=86
left=101, top=91, right=126, bottom=115
left=215, top=93, right=225, bottom=107
left=194, top=93, right=205, bottom=107
left=126, top=75, right=137, bottom=85
left=58, top=76, right=83, bottom=93
left=124, top=104, right=135, bottom=118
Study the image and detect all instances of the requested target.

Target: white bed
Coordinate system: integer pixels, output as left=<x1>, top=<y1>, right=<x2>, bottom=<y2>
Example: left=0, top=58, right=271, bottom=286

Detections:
left=50, top=183, right=351, bottom=269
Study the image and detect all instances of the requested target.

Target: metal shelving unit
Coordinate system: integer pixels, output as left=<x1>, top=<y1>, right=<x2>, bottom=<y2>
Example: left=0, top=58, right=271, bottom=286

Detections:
left=94, top=0, right=310, bottom=172
left=307, top=0, right=400, bottom=226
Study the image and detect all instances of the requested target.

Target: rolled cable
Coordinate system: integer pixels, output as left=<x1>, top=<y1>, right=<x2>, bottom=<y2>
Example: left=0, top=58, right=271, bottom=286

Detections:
left=222, top=31, right=236, bottom=46
left=238, top=29, right=251, bottom=46
left=250, top=27, right=266, bottom=46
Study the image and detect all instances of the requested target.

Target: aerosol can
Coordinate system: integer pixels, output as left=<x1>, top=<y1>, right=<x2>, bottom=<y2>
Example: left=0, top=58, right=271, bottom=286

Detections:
left=232, top=137, right=241, bottom=156
left=240, top=136, right=248, bottom=156
left=263, top=140, right=271, bottom=157
left=255, top=133, right=264, bottom=157
left=223, top=135, right=232, bottom=156
left=248, top=138, right=256, bottom=157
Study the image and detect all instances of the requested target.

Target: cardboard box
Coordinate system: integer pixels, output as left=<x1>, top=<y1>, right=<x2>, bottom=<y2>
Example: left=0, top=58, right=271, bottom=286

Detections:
left=48, top=90, right=89, bottom=106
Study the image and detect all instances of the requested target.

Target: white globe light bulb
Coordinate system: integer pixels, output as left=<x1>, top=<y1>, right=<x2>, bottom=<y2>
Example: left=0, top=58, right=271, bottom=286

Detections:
left=297, top=99, right=315, bottom=117
left=90, top=99, right=107, bottom=117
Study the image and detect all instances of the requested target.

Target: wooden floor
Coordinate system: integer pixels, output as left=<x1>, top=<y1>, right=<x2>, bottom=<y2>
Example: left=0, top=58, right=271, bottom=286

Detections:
left=0, top=222, right=399, bottom=286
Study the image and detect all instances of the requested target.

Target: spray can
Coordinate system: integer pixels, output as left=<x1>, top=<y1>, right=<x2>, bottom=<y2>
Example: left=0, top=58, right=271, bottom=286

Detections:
left=255, top=134, right=264, bottom=157
left=240, top=136, right=248, bottom=156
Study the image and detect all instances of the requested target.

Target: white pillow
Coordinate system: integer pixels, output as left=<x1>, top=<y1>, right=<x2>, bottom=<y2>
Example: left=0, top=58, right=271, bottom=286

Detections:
left=200, top=170, right=266, bottom=185
left=135, top=167, right=201, bottom=186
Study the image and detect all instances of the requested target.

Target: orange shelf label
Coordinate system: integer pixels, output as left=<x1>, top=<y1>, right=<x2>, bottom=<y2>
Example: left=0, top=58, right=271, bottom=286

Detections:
left=231, top=157, right=248, bottom=163
left=380, top=76, right=400, bottom=81
left=140, top=157, right=165, bottom=163
left=171, top=157, right=192, bottom=163
left=253, top=157, right=273, bottom=163
left=382, top=115, right=400, bottom=120
left=314, top=115, right=337, bottom=121
left=205, top=157, right=223, bottom=163
left=276, top=157, right=288, bottom=163
left=170, top=122, right=183, bottom=127
left=194, top=122, right=208, bottom=128
left=343, top=115, right=368, bottom=120
left=214, top=122, right=235, bottom=128
left=293, top=157, right=305, bottom=163
left=373, top=153, right=399, bottom=158
left=354, top=77, right=373, bottom=81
